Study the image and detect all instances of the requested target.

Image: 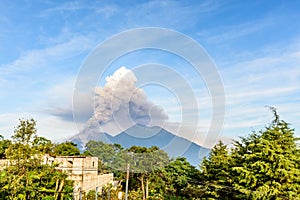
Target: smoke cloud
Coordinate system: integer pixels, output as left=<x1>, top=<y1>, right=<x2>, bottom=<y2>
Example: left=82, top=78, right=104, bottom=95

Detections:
left=87, top=67, right=168, bottom=129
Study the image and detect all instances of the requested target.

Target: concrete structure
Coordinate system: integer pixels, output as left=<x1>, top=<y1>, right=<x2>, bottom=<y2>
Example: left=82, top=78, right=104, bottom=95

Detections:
left=0, top=159, right=10, bottom=170
left=1, top=155, right=114, bottom=198
left=43, top=155, right=114, bottom=193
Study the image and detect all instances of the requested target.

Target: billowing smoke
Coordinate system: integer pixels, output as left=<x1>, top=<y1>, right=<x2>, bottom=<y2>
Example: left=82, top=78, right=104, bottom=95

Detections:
left=87, top=67, right=168, bottom=129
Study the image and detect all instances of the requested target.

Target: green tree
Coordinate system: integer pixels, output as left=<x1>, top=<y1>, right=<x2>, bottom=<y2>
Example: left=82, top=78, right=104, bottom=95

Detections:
left=200, top=141, right=235, bottom=199
left=33, top=136, right=53, bottom=154
left=53, top=141, right=80, bottom=156
left=163, top=157, right=199, bottom=198
left=0, top=135, right=11, bottom=159
left=196, top=108, right=300, bottom=200
left=86, top=142, right=170, bottom=199
left=231, top=108, right=300, bottom=199
left=126, top=146, right=169, bottom=200
left=84, top=140, right=123, bottom=173
left=0, top=118, right=73, bottom=200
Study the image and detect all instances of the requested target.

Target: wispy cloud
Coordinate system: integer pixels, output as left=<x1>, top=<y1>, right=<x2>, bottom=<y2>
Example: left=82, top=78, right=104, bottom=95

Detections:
left=44, top=1, right=87, bottom=13
left=1, top=0, right=300, bottom=145
left=0, top=35, right=93, bottom=79
left=124, top=0, right=224, bottom=30
left=198, top=18, right=274, bottom=43
left=219, top=42, right=300, bottom=136
left=41, top=1, right=118, bottom=19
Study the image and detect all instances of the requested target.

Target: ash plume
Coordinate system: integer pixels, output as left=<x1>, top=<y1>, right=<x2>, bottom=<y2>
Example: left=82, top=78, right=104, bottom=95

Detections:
left=86, top=67, right=168, bottom=130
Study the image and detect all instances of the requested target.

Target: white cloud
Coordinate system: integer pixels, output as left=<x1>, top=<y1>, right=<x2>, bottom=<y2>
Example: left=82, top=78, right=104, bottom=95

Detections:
left=0, top=32, right=97, bottom=140
left=0, top=35, right=93, bottom=79
left=219, top=43, right=300, bottom=139
left=0, top=113, right=20, bottom=139
left=0, top=112, right=77, bottom=141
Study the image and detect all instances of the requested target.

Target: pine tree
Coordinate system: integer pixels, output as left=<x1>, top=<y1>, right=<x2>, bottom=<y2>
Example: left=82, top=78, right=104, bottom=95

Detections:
left=200, top=141, right=235, bottom=199
left=231, top=108, right=300, bottom=199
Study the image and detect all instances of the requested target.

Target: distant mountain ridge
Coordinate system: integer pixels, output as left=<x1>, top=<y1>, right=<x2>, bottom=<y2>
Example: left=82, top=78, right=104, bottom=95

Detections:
left=70, top=124, right=210, bottom=166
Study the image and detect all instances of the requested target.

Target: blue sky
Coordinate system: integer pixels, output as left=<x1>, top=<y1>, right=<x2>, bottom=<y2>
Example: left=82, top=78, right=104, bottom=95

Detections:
left=0, top=0, right=300, bottom=147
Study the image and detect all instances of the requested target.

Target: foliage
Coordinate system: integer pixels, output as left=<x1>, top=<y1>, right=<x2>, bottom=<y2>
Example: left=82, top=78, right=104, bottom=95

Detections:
left=33, top=136, right=53, bottom=154
left=230, top=108, right=300, bottom=199
left=2, top=107, right=298, bottom=199
left=163, top=157, right=200, bottom=198
left=125, top=146, right=170, bottom=200
left=200, top=141, right=235, bottom=199
left=85, top=141, right=170, bottom=199
left=0, top=119, right=73, bottom=200
left=53, top=141, right=80, bottom=156
left=200, top=108, right=300, bottom=199
left=0, top=135, right=11, bottom=159
left=128, top=189, right=143, bottom=199
left=84, top=140, right=123, bottom=173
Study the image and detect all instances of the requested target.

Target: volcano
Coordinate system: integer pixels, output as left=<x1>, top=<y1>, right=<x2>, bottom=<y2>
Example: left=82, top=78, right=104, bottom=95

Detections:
left=70, top=124, right=210, bottom=166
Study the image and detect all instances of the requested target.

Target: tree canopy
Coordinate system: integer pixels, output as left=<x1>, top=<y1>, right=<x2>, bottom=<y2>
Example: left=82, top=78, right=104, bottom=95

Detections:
left=0, top=119, right=73, bottom=200
left=200, top=108, right=300, bottom=199
left=1, top=108, right=299, bottom=199
left=53, top=141, right=81, bottom=156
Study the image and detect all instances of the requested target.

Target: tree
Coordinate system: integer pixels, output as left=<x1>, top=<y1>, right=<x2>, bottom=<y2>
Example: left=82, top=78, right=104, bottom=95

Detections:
left=0, top=118, right=73, bottom=199
left=33, top=136, right=53, bottom=154
left=200, top=141, right=235, bottom=199
left=86, top=142, right=170, bottom=199
left=231, top=108, right=300, bottom=199
left=126, top=146, right=169, bottom=200
left=163, top=157, right=199, bottom=198
left=53, top=141, right=80, bottom=156
left=196, top=108, right=300, bottom=199
left=0, top=135, right=11, bottom=159
left=84, top=140, right=123, bottom=173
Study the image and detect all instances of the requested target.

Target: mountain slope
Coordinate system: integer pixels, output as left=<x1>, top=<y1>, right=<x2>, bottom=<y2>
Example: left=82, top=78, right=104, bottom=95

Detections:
left=70, top=124, right=210, bottom=166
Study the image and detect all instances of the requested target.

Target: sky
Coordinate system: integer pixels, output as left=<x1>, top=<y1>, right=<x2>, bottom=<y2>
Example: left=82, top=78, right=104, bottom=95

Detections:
left=0, top=0, right=300, bottom=148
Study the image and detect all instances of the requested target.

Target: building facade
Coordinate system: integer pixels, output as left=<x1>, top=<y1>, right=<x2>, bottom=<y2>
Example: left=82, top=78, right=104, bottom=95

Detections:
left=43, top=155, right=114, bottom=193
left=0, top=155, right=114, bottom=198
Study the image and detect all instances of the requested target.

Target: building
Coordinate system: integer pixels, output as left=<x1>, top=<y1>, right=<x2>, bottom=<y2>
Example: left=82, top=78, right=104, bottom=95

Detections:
left=43, top=155, right=114, bottom=193
left=1, top=155, right=114, bottom=197
left=0, top=159, right=10, bottom=171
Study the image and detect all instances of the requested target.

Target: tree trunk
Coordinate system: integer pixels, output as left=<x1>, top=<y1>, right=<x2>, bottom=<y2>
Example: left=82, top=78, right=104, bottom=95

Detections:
left=54, top=179, right=59, bottom=200
left=140, top=175, right=145, bottom=200
left=58, top=179, right=64, bottom=200
left=146, top=177, right=149, bottom=199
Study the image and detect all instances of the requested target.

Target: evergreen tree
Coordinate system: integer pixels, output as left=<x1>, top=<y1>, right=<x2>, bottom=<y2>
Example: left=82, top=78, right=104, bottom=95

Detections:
left=231, top=108, right=300, bottom=199
left=198, top=108, right=300, bottom=199
left=200, top=141, right=235, bottom=199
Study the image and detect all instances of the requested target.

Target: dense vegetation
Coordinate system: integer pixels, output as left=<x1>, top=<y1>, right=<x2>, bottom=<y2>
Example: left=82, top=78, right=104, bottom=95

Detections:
left=0, top=108, right=299, bottom=199
left=0, top=119, right=74, bottom=200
